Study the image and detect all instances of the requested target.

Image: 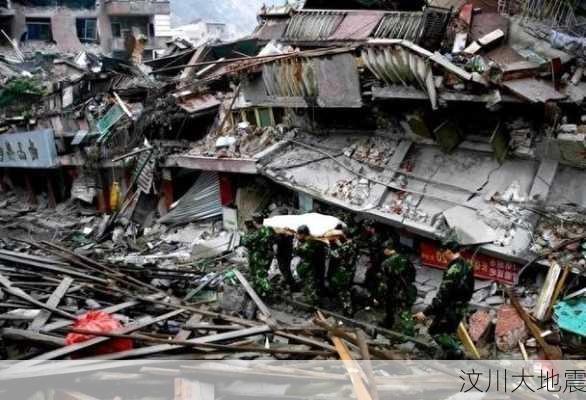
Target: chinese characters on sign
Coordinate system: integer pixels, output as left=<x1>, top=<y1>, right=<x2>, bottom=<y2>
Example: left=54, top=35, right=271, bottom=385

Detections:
left=0, top=129, right=58, bottom=168
left=460, top=368, right=585, bottom=393
left=420, top=241, right=521, bottom=284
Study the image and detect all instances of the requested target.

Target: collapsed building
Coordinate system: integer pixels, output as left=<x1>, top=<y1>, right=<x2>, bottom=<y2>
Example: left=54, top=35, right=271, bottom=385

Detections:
left=0, top=0, right=171, bottom=59
left=0, top=0, right=584, bottom=362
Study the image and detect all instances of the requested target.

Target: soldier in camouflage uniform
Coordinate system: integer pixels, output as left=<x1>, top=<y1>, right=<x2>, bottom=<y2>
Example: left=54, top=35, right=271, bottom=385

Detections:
left=275, top=231, right=296, bottom=290
left=295, top=225, right=327, bottom=306
left=379, top=245, right=417, bottom=336
left=363, top=220, right=387, bottom=301
left=329, top=232, right=358, bottom=316
left=414, top=241, right=474, bottom=359
left=241, top=215, right=276, bottom=298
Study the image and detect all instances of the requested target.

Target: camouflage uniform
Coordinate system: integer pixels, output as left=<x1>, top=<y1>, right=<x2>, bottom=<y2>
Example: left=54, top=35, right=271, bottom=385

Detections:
left=296, top=239, right=327, bottom=306
left=424, top=257, right=474, bottom=359
left=242, top=226, right=275, bottom=298
left=364, top=232, right=386, bottom=299
left=380, top=252, right=417, bottom=336
left=275, top=233, right=296, bottom=288
left=329, top=240, right=358, bottom=315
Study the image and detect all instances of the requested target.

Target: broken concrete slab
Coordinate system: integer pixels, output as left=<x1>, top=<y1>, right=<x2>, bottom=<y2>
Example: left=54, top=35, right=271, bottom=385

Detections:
left=468, top=310, right=492, bottom=343
left=495, top=304, right=528, bottom=352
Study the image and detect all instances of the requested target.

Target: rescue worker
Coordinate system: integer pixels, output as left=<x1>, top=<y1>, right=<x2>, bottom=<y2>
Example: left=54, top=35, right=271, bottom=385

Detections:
left=363, top=220, right=388, bottom=302
left=414, top=241, right=474, bottom=359
left=295, top=225, right=327, bottom=306
left=329, top=230, right=358, bottom=316
left=241, top=214, right=275, bottom=298
left=379, top=245, right=417, bottom=336
left=275, top=231, right=296, bottom=290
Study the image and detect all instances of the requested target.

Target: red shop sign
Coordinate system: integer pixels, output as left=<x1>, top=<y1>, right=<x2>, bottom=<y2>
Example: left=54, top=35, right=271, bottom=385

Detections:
left=420, top=241, right=521, bottom=284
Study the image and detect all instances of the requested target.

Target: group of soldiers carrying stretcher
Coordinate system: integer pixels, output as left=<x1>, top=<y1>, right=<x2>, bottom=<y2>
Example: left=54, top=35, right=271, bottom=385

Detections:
left=242, top=213, right=475, bottom=359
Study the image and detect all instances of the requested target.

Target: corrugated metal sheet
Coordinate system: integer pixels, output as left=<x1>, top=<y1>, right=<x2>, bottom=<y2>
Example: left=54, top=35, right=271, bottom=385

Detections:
left=262, top=58, right=319, bottom=97
left=361, top=46, right=437, bottom=109
left=134, top=151, right=155, bottom=194
left=261, top=52, right=362, bottom=107
left=284, top=11, right=345, bottom=40
left=159, top=172, right=222, bottom=225
left=521, top=0, right=577, bottom=28
left=418, top=6, right=452, bottom=50
left=371, top=12, right=424, bottom=42
left=329, top=12, right=383, bottom=40
left=371, top=8, right=450, bottom=49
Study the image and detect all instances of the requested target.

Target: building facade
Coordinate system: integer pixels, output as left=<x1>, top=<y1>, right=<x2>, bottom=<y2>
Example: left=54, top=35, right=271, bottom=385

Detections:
left=0, top=0, right=171, bottom=59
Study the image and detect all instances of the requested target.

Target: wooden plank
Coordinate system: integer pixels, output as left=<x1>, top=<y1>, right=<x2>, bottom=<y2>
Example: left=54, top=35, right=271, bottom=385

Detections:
left=356, top=329, right=379, bottom=400
left=312, top=319, right=393, bottom=359
left=457, top=322, right=481, bottom=360
left=36, top=285, right=83, bottom=302
left=2, top=327, right=66, bottom=347
left=180, top=46, right=208, bottom=80
left=232, top=269, right=277, bottom=327
left=51, top=328, right=333, bottom=358
left=273, top=331, right=337, bottom=353
left=4, top=309, right=186, bottom=373
left=546, top=265, right=571, bottom=320
left=286, top=297, right=433, bottom=349
left=519, top=340, right=529, bottom=361
left=317, top=312, right=372, bottom=400
left=506, top=287, right=562, bottom=360
left=0, top=273, right=76, bottom=320
left=0, top=252, right=108, bottom=284
left=91, top=325, right=272, bottom=360
left=0, top=249, right=70, bottom=266
left=42, top=295, right=165, bottom=332
left=30, top=277, right=74, bottom=331
left=175, top=314, right=203, bottom=341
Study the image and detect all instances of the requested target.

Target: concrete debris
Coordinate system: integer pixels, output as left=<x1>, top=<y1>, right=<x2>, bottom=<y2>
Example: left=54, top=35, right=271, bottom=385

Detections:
left=468, top=310, right=492, bottom=343
left=495, top=304, right=529, bottom=352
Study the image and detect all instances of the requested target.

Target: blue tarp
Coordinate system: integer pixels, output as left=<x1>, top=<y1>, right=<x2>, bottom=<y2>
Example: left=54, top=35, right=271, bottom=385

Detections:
left=554, top=298, right=585, bottom=337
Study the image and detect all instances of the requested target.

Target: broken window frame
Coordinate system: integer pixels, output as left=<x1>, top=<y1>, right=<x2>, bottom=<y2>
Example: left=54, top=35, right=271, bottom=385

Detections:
left=235, top=107, right=277, bottom=128
left=255, top=108, right=274, bottom=128
left=76, top=18, right=98, bottom=43
left=26, top=17, right=52, bottom=41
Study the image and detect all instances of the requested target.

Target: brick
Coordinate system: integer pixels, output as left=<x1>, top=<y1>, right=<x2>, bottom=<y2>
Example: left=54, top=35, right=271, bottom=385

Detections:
left=468, top=310, right=492, bottom=342
left=495, top=304, right=528, bottom=352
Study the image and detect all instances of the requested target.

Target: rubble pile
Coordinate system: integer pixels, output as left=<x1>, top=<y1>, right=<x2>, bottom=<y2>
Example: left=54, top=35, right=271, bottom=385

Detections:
left=0, top=227, right=413, bottom=362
